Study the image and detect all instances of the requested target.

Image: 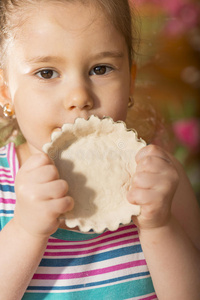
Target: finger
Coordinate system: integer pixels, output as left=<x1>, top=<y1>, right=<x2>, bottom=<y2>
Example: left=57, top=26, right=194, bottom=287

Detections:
left=132, top=171, right=178, bottom=191
left=48, top=196, right=74, bottom=218
left=34, top=179, right=69, bottom=200
left=28, top=164, right=60, bottom=184
left=135, top=144, right=172, bottom=165
left=22, top=153, right=54, bottom=172
left=45, top=179, right=69, bottom=199
left=127, top=187, right=157, bottom=205
left=133, top=172, right=157, bottom=189
left=136, top=155, right=175, bottom=173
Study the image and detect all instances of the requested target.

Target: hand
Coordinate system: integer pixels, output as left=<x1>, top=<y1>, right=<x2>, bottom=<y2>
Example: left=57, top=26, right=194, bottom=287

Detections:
left=127, top=145, right=179, bottom=230
left=14, top=153, right=74, bottom=238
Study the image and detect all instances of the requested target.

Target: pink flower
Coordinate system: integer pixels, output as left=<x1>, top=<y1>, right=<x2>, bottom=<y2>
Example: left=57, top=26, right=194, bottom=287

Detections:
left=173, top=119, right=200, bottom=151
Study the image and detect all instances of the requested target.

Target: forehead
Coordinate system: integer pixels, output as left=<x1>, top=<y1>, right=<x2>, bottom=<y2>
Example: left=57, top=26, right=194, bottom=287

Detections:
left=12, top=1, right=114, bottom=38
left=8, top=1, right=128, bottom=61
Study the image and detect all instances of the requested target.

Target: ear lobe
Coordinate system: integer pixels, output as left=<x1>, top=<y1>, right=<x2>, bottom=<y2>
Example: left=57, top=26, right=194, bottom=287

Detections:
left=0, top=69, right=12, bottom=107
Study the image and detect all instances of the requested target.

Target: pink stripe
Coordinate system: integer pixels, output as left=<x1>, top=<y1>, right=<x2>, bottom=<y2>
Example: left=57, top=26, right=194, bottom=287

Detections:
left=48, top=224, right=138, bottom=244
left=8, top=143, right=17, bottom=182
left=47, top=231, right=138, bottom=250
left=0, top=174, right=12, bottom=178
left=33, top=259, right=146, bottom=280
left=0, top=168, right=10, bottom=173
left=7, top=143, right=12, bottom=179
left=7, top=142, right=11, bottom=167
left=0, top=179, right=14, bottom=184
left=7, top=143, right=14, bottom=181
left=140, top=295, right=157, bottom=300
left=44, top=237, right=140, bottom=256
left=12, top=143, right=17, bottom=181
left=0, top=198, right=16, bottom=204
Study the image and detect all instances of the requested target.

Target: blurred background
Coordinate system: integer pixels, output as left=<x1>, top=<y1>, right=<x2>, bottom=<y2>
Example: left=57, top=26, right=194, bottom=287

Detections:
left=127, top=0, right=200, bottom=203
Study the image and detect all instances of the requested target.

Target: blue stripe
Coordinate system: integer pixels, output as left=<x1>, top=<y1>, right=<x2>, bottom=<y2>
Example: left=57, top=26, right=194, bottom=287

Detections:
left=27, top=271, right=150, bottom=291
left=23, top=277, right=155, bottom=300
left=0, top=184, right=15, bottom=192
left=0, top=210, right=14, bottom=214
left=52, top=227, right=102, bottom=241
left=40, top=244, right=142, bottom=267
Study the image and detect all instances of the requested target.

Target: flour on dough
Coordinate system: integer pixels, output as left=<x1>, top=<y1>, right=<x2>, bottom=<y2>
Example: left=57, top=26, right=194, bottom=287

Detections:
left=43, top=115, right=146, bottom=233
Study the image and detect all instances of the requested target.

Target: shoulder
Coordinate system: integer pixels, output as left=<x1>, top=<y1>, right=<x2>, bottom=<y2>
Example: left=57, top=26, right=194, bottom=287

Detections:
left=169, top=153, right=200, bottom=250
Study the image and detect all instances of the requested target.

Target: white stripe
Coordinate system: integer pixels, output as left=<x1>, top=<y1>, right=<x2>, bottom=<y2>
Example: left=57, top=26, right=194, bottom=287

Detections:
left=29, top=271, right=151, bottom=293
left=7, top=143, right=14, bottom=181
left=127, top=292, right=158, bottom=300
left=30, top=263, right=149, bottom=289
left=44, top=240, right=141, bottom=259
left=46, top=235, right=139, bottom=252
left=0, top=179, right=14, bottom=184
left=35, top=251, right=146, bottom=275
left=48, top=226, right=139, bottom=246
left=0, top=191, right=16, bottom=200
left=0, top=202, right=15, bottom=208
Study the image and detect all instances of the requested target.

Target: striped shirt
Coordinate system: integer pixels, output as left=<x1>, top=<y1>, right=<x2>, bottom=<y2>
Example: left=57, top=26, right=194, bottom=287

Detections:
left=0, top=143, right=157, bottom=299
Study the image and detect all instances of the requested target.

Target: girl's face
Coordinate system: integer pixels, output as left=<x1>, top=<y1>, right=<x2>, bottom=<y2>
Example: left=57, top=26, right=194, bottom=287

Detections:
left=3, top=1, right=134, bottom=154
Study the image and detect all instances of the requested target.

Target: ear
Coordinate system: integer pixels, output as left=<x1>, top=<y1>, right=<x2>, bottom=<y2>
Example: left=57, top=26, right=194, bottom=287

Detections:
left=0, top=69, right=12, bottom=108
left=129, top=62, right=137, bottom=95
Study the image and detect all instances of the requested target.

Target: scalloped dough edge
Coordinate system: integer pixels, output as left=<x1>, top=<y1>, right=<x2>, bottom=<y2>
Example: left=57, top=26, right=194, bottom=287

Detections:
left=43, top=115, right=146, bottom=233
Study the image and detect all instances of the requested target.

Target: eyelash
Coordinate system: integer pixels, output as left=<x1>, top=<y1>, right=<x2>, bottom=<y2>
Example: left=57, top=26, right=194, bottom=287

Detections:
left=35, top=69, right=59, bottom=80
left=89, top=65, right=114, bottom=76
left=35, top=65, right=114, bottom=80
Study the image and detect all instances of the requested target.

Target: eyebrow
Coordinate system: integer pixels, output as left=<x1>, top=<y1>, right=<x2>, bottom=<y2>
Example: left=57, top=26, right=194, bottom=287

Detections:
left=24, top=56, right=65, bottom=65
left=93, top=51, right=124, bottom=60
left=25, top=51, right=124, bottom=65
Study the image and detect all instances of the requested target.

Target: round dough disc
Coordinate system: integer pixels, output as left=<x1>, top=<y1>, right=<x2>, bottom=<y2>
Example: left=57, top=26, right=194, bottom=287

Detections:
left=43, top=115, right=146, bottom=233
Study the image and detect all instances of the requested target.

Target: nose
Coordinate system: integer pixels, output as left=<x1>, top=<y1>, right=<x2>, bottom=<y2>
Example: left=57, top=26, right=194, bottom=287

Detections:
left=66, top=86, right=93, bottom=111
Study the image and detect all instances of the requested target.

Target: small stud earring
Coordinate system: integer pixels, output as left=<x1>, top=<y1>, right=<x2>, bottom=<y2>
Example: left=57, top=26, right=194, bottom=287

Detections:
left=128, top=96, right=134, bottom=108
left=3, top=103, right=14, bottom=118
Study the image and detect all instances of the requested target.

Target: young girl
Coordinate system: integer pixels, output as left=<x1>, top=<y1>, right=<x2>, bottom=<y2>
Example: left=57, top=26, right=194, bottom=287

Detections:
left=0, top=0, right=199, bottom=299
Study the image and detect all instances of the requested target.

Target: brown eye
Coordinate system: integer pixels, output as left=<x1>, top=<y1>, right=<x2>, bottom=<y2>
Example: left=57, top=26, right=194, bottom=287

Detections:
left=40, top=70, right=53, bottom=78
left=90, top=65, right=113, bottom=76
left=36, top=69, right=59, bottom=79
left=94, top=66, right=107, bottom=75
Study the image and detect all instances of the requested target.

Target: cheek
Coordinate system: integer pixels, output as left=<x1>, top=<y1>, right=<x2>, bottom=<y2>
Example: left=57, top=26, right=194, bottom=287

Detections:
left=113, top=103, right=128, bottom=122
left=101, top=98, right=128, bottom=122
left=106, top=89, right=129, bottom=122
left=13, top=87, right=47, bottom=119
left=13, top=93, right=36, bottom=123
